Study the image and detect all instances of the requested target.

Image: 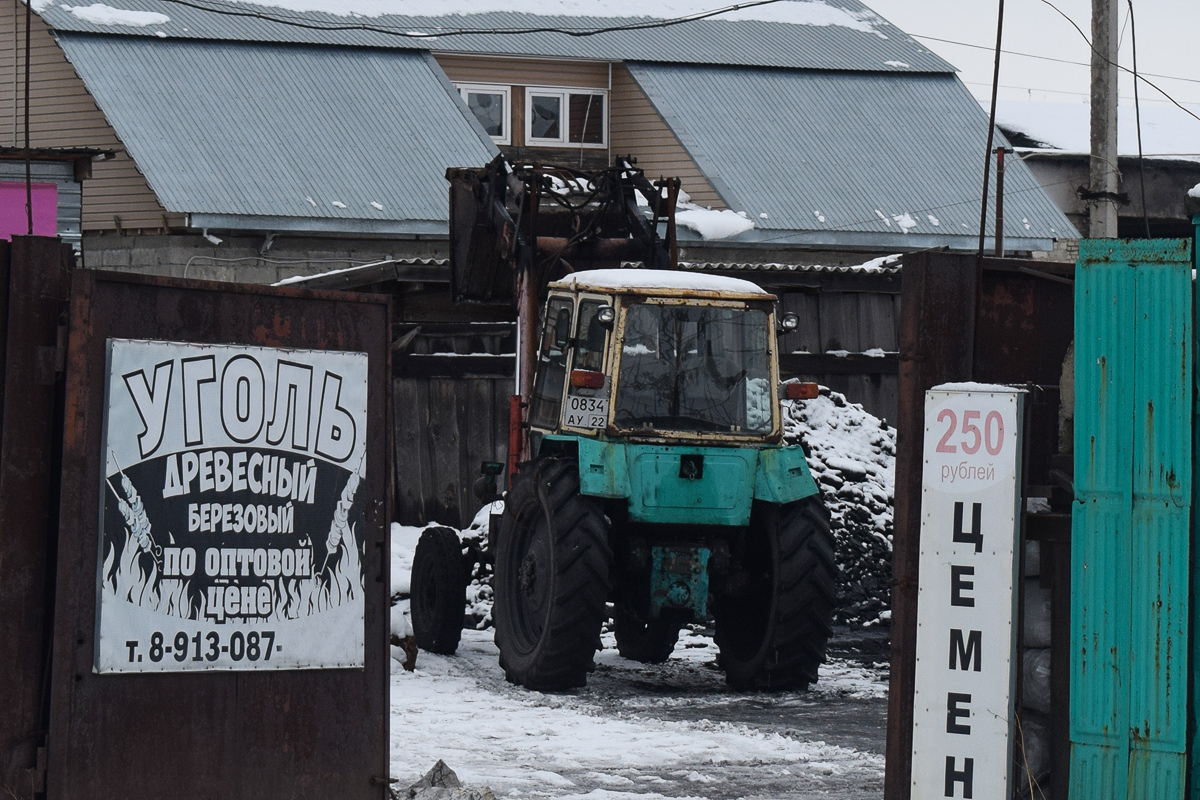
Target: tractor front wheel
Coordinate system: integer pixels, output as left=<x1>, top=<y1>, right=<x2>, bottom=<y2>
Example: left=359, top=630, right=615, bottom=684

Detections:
left=714, top=496, right=837, bottom=690
left=494, top=457, right=611, bottom=691
left=410, top=526, right=467, bottom=655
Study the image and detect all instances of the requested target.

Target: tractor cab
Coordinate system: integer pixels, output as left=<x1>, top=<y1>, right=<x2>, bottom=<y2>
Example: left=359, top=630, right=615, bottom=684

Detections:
left=529, top=269, right=784, bottom=455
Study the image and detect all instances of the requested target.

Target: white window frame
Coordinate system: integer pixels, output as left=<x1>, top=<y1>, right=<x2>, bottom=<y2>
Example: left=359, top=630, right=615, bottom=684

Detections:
left=456, top=83, right=511, bottom=146
left=525, top=87, right=607, bottom=149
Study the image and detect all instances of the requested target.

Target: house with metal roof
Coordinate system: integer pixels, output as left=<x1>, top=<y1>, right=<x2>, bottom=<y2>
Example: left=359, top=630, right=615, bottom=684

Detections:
left=2, top=0, right=1077, bottom=282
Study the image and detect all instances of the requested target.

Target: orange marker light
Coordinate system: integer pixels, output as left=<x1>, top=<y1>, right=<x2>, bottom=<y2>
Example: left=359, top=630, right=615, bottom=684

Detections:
left=783, top=382, right=819, bottom=400
left=570, top=370, right=605, bottom=389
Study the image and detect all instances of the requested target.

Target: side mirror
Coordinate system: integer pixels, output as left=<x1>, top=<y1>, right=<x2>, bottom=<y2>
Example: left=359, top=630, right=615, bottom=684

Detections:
left=472, top=460, right=505, bottom=502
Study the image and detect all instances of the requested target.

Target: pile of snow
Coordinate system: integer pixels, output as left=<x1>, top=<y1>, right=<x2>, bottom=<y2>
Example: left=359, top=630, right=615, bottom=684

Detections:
left=459, top=504, right=496, bottom=629
left=782, top=386, right=895, bottom=628
left=1189, top=182, right=1200, bottom=199
left=631, top=184, right=757, bottom=242
left=675, top=208, right=756, bottom=240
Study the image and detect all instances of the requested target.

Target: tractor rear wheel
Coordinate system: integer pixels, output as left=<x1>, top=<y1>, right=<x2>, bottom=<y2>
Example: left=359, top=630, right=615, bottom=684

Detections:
left=714, top=496, right=836, bottom=690
left=613, top=604, right=682, bottom=664
left=494, top=457, right=611, bottom=690
left=411, top=526, right=467, bottom=655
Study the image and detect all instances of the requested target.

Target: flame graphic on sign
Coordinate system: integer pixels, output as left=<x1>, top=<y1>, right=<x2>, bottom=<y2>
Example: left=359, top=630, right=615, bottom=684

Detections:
left=268, top=526, right=364, bottom=620
left=102, top=530, right=194, bottom=618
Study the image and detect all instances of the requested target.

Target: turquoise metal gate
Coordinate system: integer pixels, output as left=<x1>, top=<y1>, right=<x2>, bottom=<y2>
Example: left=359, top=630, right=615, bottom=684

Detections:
left=1072, top=238, right=1193, bottom=799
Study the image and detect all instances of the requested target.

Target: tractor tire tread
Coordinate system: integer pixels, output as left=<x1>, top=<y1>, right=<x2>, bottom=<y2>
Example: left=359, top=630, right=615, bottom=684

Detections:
left=410, top=525, right=466, bottom=655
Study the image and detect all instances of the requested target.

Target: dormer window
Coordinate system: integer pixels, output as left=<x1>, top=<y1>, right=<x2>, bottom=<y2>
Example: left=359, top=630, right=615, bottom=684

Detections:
left=526, top=89, right=606, bottom=147
left=453, top=81, right=606, bottom=150
left=457, top=84, right=510, bottom=145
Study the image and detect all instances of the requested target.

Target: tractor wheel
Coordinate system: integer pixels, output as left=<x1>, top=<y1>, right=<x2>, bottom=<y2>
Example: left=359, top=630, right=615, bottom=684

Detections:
left=411, top=526, right=467, bottom=655
left=613, top=604, right=682, bottom=664
left=714, top=496, right=837, bottom=690
left=494, top=457, right=612, bottom=690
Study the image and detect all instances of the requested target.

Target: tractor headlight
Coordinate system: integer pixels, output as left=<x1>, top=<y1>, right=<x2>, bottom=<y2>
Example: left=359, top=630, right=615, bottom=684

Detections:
left=596, top=304, right=616, bottom=328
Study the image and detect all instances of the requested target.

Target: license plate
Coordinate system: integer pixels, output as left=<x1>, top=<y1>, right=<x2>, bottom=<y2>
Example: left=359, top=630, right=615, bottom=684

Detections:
left=565, top=394, right=608, bottom=429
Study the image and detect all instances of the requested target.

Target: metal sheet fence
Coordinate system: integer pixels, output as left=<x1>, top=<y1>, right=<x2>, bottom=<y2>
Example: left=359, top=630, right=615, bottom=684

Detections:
left=1070, top=239, right=1192, bottom=800
left=885, top=252, right=1076, bottom=800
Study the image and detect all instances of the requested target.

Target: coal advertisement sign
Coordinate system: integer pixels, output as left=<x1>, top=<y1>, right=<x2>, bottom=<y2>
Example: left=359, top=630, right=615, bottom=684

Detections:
left=96, top=339, right=368, bottom=673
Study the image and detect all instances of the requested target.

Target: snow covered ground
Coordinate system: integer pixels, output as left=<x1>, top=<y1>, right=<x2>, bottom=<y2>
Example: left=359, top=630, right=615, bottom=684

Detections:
left=389, top=625, right=888, bottom=799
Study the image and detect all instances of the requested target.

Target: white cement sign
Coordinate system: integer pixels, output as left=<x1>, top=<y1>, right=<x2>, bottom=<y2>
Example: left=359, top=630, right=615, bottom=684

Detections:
left=911, top=386, right=1024, bottom=799
left=95, top=339, right=368, bottom=673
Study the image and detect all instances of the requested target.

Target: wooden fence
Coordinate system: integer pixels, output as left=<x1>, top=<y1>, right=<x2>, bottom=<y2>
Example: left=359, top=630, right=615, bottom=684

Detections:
left=391, top=266, right=903, bottom=527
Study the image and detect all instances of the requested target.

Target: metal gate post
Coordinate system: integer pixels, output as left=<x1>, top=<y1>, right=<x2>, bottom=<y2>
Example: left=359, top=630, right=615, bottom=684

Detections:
left=1072, top=239, right=1192, bottom=800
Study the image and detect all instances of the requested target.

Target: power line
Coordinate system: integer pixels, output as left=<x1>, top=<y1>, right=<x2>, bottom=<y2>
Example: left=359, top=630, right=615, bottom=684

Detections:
left=1127, top=0, right=1149, bottom=238
left=1036, top=0, right=1200, bottom=124
left=961, top=79, right=1196, bottom=106
left=155, top=0, right=793, bottom=39
left=911, top=33, right=1200, bottom=87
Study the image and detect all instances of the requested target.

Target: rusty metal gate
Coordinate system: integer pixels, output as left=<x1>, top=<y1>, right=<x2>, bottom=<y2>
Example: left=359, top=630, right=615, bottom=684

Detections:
left=44, top=269, right=392, bottom=799
left=0, top=237, right=74, bottom=800
left=886, top=252, right=1076, bottom=800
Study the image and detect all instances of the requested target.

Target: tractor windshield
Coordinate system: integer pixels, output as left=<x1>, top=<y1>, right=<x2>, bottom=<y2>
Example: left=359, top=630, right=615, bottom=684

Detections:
left=613, top=302, right=773, bottom=434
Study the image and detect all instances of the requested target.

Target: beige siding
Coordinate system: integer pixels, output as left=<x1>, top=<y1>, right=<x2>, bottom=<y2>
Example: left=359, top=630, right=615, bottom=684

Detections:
left=434, top=56, right=722, bottom=204
left=0, top=2, right=177, bottom=231
left=435, top=54, right=609, bottom=90
left=609, top=64, right=724, bottom=208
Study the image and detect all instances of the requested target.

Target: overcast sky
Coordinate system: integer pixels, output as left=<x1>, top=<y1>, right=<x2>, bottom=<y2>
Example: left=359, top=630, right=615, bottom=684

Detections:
left=863, top=0, right=1200, bottom=109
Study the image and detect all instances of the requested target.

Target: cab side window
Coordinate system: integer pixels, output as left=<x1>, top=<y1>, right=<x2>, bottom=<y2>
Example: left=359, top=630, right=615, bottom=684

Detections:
left=574, top=300, right=608, bottom=373
left=529, top=297, right=574, bottom=429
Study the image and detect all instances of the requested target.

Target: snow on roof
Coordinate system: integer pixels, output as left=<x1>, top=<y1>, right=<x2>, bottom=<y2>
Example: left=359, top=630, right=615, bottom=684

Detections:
left=996, top=100, right=1200, bottom=160
left=932, top=382, right=1027, bottom=393
left=551, top=268, right=770, bottom=296
left=682, top=254, right=903, bottom=274
left=34, top=0, right=954, bottom=74
left=61, top=4, right=170, bottom=26
left=675, top=207, right=756, bottom=240
left=147, top=0, right=886, bottom=31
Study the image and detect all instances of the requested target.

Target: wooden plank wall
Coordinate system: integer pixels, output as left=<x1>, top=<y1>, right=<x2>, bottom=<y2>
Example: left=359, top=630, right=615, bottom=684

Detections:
left=779, top=289, right=901, bottom=425
left=393, top=373, right=511, bottom=528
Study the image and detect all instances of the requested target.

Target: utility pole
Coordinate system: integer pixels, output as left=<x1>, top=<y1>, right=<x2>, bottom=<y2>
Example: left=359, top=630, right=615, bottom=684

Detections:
left=1089, top=0, right=1120, bottom=238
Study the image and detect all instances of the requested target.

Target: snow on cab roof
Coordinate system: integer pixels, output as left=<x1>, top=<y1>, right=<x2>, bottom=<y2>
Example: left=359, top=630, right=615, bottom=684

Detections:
left=550, top=269, right=771, bottom=297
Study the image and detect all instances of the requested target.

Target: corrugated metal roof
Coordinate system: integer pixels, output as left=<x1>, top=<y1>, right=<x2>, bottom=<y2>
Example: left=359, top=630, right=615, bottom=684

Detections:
left=679, top=257, right=902, bottom=275
left=36, top=0, right=955, bottom=73
left=628, top=64, right=1080, bottom=246
left=55, top=34, right=498, bottom=232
